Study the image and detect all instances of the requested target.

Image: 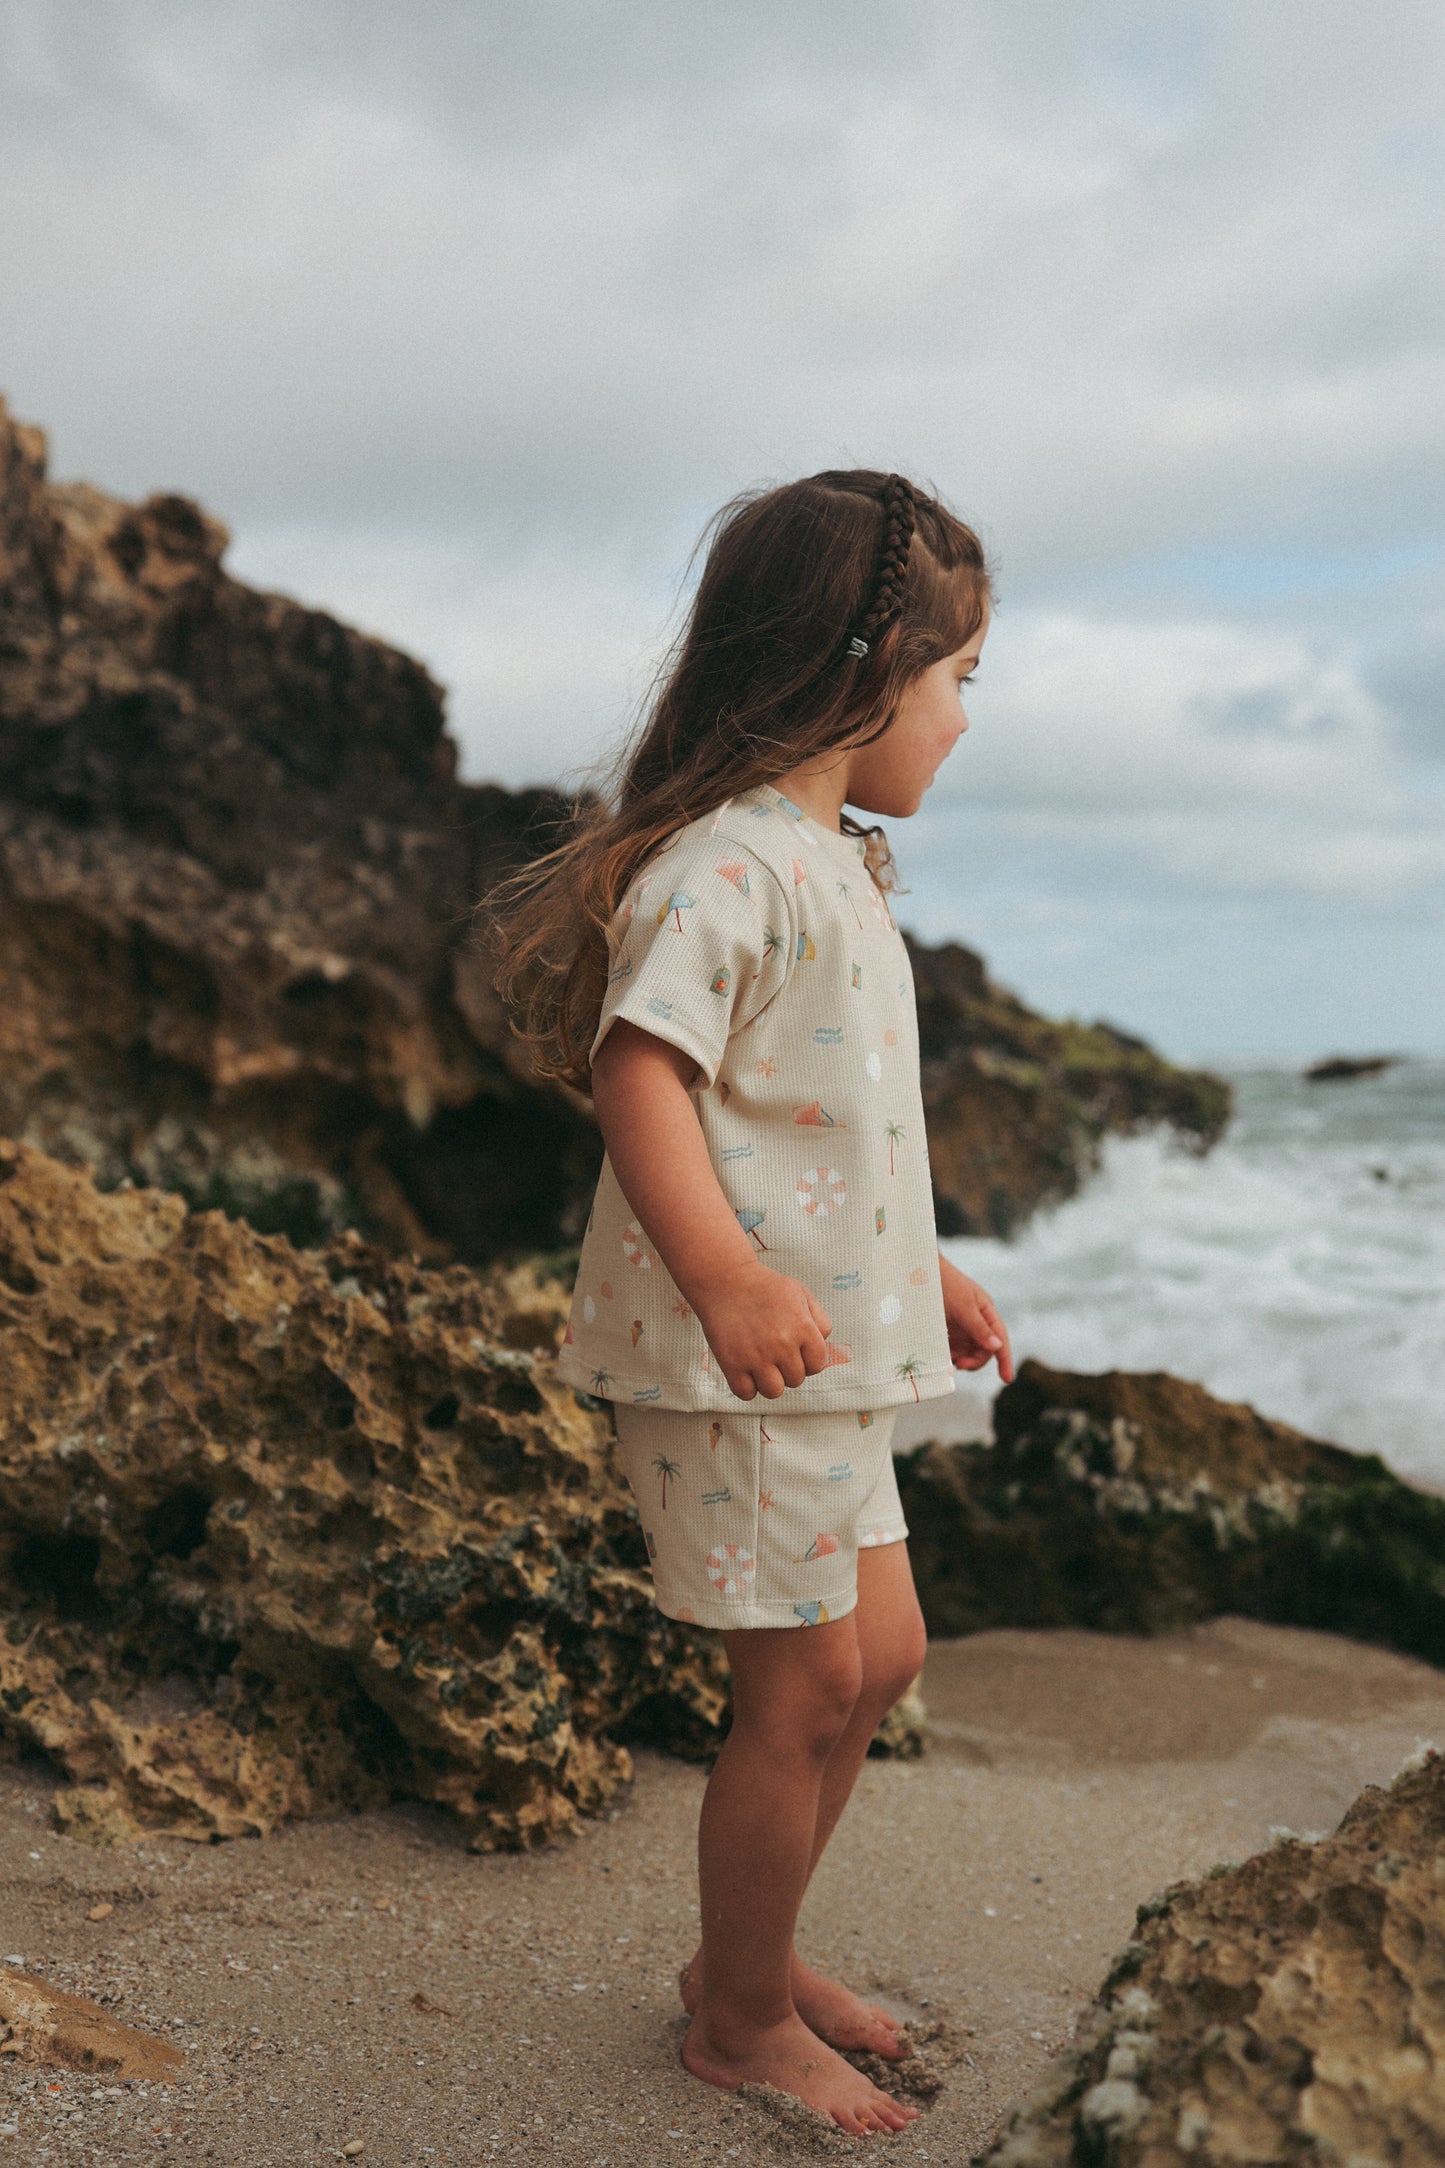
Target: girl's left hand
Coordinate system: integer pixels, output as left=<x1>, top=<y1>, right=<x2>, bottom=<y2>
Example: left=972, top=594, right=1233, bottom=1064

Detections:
left=938, top=1255, right=1015, bottom=1382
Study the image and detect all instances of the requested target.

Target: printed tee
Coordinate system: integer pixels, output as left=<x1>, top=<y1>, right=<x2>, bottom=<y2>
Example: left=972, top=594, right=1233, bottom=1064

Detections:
left=554, top=781, right=956, bottom=1412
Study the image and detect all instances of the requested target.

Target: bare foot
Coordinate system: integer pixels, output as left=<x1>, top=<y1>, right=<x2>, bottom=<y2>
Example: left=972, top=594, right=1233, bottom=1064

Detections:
left=680, top=1949, right=909, bottom=2060
left=682, top=2007, right=919, bottom=2135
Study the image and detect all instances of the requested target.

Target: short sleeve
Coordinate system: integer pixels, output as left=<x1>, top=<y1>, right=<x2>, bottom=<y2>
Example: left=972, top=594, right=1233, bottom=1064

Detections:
left=590, top=830, right=793, bottom=1088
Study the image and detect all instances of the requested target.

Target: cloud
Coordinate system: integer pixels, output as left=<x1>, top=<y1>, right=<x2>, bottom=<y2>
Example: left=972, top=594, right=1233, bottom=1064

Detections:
left=952, top=613, right=1404, bottom=817
left=3, top=0, right=1442, bottom=1053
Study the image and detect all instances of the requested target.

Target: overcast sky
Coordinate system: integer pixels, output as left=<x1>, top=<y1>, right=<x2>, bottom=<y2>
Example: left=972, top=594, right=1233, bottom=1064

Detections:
left=3, top=0, right=1441, bottom=1062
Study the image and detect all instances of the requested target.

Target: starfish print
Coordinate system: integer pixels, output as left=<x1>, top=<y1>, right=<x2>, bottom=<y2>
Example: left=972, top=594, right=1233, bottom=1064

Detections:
left=672, top=1295, right=693, bottom=1317
left=758, top=1487, right=777, bottom=1512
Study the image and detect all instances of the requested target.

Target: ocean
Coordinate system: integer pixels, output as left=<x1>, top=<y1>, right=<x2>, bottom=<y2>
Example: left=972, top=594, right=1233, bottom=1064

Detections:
left=915, top=1060, right=1445, bottom=1487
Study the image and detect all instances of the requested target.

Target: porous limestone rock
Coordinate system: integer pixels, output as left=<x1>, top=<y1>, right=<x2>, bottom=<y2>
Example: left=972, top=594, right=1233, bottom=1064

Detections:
left=901, top=1360, right=1445, bottom=1660
left=978, top=1747, right=1445, bottom=2166
left=0, top=396, right=1226, bottom=1263
left=0, top=1140, right=728, bottom=1848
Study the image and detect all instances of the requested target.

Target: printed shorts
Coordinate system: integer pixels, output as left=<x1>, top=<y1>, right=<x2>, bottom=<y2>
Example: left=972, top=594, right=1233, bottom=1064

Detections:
left=609, top=1402, right=908, bottom=1630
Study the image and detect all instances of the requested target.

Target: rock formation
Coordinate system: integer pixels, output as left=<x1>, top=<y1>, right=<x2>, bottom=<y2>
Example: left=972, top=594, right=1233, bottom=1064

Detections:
left=900, top=1361, right=1445, bottom=1663
left=0, top=396, right=1227, bottom=1264
left=0, top=1140, right=731, bottom=1849
left=979, top=1745, right=1445, bottom=2167
left=907, top=941, right=1229, bottom=1236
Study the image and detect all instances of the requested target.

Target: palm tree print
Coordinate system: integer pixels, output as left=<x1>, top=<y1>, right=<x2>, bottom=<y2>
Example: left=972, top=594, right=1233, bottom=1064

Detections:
left=589, top=1367, right=614, bottom=1393
left=836, top=879, right=864, bottom=930
left=653, top=1453, right=682, bottom=1509
left=896, top=1355, right=923, bottom=1401
left=752, top=925, right=783, bottom=980
left=885, top=1119, right=905, bottom=1175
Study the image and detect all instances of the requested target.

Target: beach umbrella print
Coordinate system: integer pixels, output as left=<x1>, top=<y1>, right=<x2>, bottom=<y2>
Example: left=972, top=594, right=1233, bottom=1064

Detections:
left=795, top=1532, right=841, bottom=1562
left=653, top=1454, right=682, bottom=1509
left=657, top=888, right=697, bottom=931
left=736, top=1205, right=769, bottom=1250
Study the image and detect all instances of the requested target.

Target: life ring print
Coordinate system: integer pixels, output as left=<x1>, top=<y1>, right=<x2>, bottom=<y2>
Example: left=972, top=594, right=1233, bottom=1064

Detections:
left=621, top=1223, right=653, bottom=1268
left=796, top=1165, right=847, bottom=1217
left=707, top=1543, right=756, bottom=1596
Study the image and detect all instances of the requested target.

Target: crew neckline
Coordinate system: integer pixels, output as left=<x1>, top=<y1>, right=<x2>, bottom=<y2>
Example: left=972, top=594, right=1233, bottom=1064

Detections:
left=746, top=781, right=869, bottom=865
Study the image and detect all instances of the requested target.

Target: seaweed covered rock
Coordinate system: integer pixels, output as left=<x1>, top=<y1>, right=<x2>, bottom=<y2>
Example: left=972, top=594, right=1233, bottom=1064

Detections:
left=0, top=1140, right=728, bottom=1848
left=901, top=1360, right=1445, bottom=1660
left=0, top=396, right=1227, bottom=1264
left=980, top=1746, right=1445, bottom=2167
left=907, top=939, right=1230, bottom=1237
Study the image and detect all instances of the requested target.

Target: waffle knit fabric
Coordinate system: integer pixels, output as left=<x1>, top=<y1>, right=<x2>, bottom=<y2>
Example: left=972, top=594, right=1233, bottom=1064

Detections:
left=610, top=1400, right=907, bottom=1629
left=554, top=780, right=955, bottom=1413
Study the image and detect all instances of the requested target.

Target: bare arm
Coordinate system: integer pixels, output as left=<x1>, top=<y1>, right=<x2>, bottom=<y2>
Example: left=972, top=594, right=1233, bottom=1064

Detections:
left=589, top=1018, right=833, bottom=1401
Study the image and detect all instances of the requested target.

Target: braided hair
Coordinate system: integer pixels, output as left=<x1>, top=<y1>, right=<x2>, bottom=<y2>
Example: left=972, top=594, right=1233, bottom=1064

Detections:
left=486, top=464, right=991, bottom=1090
left=847, top=474, right=917, bottom=655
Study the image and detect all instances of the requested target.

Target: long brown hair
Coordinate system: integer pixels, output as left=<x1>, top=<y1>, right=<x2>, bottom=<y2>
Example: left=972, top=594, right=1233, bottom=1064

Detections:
left=485, top=469, right=991, bottom=1092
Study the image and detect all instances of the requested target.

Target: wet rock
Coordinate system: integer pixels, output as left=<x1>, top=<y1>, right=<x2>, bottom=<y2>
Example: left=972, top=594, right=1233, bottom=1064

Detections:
left=1305, top=1053, right=1398, bottom=1083
left=978, top=1747, right=1445, bottom=2167
left=0, top=398, right=1226, bottom=1264
left=907, top=942, right=1230, bottom=1237
left=0, top=1141, right=729, bottom=1848
left=0, top=1966, right=184, bottom=2080
left=901, top=1360, right=1445, bottom=1660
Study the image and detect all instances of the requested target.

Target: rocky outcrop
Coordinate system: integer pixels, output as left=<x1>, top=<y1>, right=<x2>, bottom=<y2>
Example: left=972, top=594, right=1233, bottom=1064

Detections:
left=0, top=1140, right=730, bottom=1849
left=900, top=1361, right=1445, bottom=1661
left=0, top=397, right=1227, bottom=1264
left=0, top=398, right=595, bottom=1264
left=907, top=941, right=1230, bottom=1236
left=979, top=1745, right=1445, bottom=2167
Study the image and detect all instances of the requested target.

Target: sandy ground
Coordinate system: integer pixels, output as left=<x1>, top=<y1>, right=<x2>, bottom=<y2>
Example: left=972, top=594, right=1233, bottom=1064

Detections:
left=4, top=1617, right=1445, bottom=2167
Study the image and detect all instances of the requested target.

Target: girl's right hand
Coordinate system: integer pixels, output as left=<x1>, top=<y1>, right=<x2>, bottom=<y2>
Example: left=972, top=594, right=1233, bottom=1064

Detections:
left=691, top=1260, right=834, bottom=1401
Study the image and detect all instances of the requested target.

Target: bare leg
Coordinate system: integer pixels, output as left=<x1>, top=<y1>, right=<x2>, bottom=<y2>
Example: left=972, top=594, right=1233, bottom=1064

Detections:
left=682, top=1543, right=928, bottom=2062
left=681, top=1613, right=919, bottom=2134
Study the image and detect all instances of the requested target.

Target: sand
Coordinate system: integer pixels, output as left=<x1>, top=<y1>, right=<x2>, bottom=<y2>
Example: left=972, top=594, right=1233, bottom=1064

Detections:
left=3, top=1616, right=1444, bottom=2166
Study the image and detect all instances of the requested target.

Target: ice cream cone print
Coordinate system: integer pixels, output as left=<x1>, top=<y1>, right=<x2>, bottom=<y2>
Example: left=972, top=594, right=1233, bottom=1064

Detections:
left=708, top=1420, right=723, bottom=1453
left=630, top=1318, right=644, bottom=1348
left=795, top=1533, right=841, bottom=1563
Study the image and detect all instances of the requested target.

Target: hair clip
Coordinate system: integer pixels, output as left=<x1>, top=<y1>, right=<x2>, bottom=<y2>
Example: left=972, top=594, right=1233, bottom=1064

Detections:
left=846, top=635, right=869, bottom=658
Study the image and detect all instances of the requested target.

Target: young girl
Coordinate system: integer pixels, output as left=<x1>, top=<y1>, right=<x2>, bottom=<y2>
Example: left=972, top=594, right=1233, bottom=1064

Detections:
left=492, top=470, right=1013, bottom=2137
